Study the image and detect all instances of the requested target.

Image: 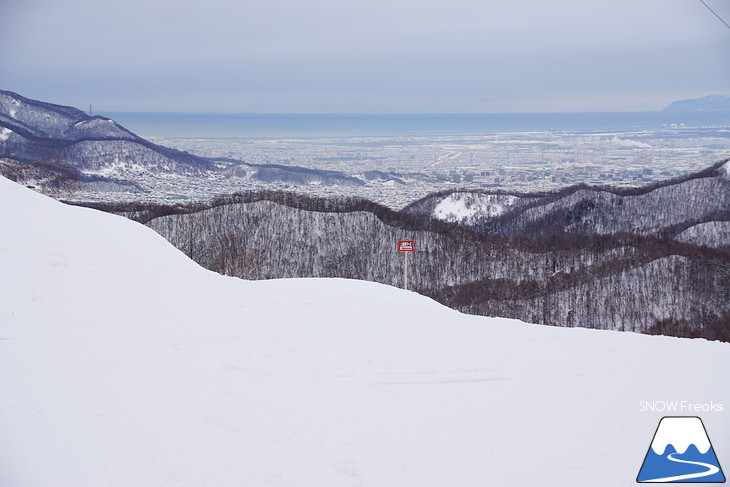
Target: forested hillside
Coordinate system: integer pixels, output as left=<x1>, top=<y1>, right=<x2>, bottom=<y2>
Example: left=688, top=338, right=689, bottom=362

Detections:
left=84, top=172, right=730, bottom=341
left=0, top=90, right=213, bottom=187
left=403, top=159, right=730, bottom=251
left=0, top=90, right=377, bottom=195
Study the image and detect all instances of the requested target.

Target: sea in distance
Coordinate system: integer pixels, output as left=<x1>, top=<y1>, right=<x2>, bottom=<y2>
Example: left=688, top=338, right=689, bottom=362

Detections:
left=100, top=111, right=730, bottom=139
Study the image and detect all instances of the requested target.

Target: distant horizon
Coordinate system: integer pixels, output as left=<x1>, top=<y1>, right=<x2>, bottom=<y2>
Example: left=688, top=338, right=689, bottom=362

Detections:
left=77, top=93, right=730, bottom=116
left=7, top=89, right=730, bottom=118
left=82, top=93, right=730, bottom=116
left=94, top=110, right=730, bottom=138
left=8, top=86, right=729, bottom=117
left=98, top=107, right=727, bottom=115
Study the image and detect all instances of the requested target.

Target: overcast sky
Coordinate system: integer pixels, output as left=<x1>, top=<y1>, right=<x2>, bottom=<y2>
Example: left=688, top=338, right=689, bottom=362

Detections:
left=1, top=0, right=728, bottom=113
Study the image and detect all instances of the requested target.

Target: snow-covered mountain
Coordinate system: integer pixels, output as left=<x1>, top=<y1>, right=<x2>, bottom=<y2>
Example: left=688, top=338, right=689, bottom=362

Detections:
left=403, top=159, right=730, bottom=249
left=0, top=89, right=213, bottom=187
left=0, top=90, right=373, bottom=194
left=1, top=174, right=728, bottom=487
left=0, top=90, right=136, bottom=141
left=3, top=90, right=727, bottom=340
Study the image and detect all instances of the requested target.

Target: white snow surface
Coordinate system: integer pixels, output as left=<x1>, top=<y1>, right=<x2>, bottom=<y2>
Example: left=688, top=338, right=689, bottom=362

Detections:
left=433, top=192, right=519, bottom=223
left=0, top=127, right=12, bottom=141
left=1, top=175, right=729, bottom=486
left=650, top=417, right=712, bottom=455
left=433, top=193, right=478, bottom=222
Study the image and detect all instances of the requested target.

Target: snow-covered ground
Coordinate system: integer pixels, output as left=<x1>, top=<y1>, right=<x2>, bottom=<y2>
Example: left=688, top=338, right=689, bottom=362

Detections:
left=433, top=192, right=523, bottom=223
left=1, top=175, right=728, bottom=486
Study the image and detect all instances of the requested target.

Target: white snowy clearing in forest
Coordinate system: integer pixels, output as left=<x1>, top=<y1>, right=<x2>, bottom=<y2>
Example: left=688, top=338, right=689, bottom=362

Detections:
left=1, top=175, right=728, bottom=487
left=433, top=192, right=518, bottom=223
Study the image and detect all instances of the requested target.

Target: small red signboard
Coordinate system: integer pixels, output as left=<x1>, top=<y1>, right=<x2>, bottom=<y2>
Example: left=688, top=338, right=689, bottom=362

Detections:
left=398, top=240, right=414, bottom=252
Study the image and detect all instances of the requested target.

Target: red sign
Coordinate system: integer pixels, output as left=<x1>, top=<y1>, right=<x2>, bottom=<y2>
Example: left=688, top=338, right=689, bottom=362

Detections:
left=398, top=240, right=414, bottom=252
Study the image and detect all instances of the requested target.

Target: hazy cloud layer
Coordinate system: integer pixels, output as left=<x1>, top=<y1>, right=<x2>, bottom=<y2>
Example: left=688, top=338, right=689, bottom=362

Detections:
left=1, top=0, right=728, bottom=112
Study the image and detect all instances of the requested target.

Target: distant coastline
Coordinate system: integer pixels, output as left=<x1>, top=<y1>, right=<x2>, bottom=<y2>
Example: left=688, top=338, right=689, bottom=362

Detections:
left=98, top=111, right=730, bottom=138
left=663, top=94, right=730, bottom=112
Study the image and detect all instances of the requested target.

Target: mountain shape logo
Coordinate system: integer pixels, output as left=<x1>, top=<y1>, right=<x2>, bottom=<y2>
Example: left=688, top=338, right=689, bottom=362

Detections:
left=637, top=416, right=725, bottom=483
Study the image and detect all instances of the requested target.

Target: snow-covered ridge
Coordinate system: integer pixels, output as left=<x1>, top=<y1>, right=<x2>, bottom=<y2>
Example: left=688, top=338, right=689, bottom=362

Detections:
left=0, top=90, right=213, bottom=183
left=675, top=221, right=730, bottom=248
left=0, top=90, right=130, bottom=143
left=0, top=89, right=92, bottom=140
left=410, top=159, right=730, bottom=244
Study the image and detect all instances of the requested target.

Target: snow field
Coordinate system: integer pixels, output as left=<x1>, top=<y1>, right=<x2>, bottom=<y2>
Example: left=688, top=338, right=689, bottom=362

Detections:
left=1, top=175, right=728, bottom=486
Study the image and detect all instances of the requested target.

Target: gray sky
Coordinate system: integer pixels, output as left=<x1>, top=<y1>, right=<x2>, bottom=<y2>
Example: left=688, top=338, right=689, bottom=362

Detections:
left=1, top=0, right=728, bottom=112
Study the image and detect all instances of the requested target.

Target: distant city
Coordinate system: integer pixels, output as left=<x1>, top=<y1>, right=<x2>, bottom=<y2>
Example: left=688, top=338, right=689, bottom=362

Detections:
left=132, top=126, right=730, bottom=208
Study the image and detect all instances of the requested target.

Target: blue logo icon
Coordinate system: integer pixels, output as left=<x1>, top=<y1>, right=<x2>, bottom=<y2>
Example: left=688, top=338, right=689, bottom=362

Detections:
left=637, top=416, right=725, bottom=483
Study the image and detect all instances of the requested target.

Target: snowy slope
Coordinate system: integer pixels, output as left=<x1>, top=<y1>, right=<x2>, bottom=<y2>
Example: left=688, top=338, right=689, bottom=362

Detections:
left=0, top=90, right=213, bottom=178
left=0, top=90, right=121, bottom=140
left=675, top=221, right=730, bottom=249
left=432, top=192, right=527, bottom=224
left=406, top=159, right=730, bottom=244
left=1, top=175, right=728, bottom=487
